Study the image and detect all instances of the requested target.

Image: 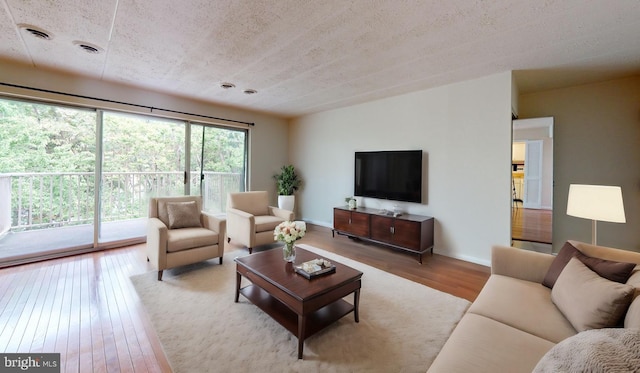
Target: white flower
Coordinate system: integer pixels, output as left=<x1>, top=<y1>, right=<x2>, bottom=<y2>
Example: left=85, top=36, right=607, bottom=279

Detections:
left=274, top=220, right=306, bottom=244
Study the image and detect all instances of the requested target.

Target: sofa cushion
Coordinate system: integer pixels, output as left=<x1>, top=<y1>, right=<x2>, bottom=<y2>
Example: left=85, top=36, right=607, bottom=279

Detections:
left=542, top=241, right=636, bottom=288
left=166, top=201, right=202, bottom=229
left=552, top=257, right=634, bottom=332
left=624, top=295, right=640, bottom=329
left=624, top=268, right=640, bottom=328
left=468, top=274, right=576, bottom=343
left=166, top=228, right=218, bottom=253
left=427, top=313, right=555, bottom=373
left=254, top=215, right=285, bottom=233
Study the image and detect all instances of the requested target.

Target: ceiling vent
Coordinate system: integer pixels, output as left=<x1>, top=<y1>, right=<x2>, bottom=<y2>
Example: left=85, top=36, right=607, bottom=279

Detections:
left=19, top=24, right=52, bottom=40
left=243, top=89, right=258, bottom=95
left=73, top=41, right=102, bottom=54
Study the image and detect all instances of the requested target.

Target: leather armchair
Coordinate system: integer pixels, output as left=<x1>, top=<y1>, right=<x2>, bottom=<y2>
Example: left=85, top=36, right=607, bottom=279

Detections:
left=226, top=191, right=294, bottom=253
left=147, top=195, right=226, bottom=280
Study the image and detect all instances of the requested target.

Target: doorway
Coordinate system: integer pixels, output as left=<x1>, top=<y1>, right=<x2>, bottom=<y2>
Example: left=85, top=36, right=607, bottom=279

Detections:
left=511, top=117, right=553, bottom=251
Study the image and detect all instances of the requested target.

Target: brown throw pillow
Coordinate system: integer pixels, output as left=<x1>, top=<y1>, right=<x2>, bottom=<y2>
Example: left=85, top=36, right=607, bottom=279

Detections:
left=166, top=201, right=202, bottom=229
left=542, top=241, right=636, bottom=288
left=551, top=257, right=634, bottom=332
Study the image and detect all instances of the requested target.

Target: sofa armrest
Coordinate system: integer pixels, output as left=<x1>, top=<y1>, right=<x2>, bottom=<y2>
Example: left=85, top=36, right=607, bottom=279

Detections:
left=147, top=217, right=168, bottom=269
left=226, top=207, right=255, bottom=247
left=491, top=245, right=555, bottom=283
left=201, top=212, right=226, bottom=240
left=269, top=206, right=294, bottom=220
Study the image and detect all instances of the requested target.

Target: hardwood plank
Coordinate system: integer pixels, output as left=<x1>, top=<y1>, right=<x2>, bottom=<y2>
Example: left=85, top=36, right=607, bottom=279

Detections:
left=30, top=263, right=60, bottom=353
left=0, top=261, right=43, bottom=352
left=78, top=256, right=94, bottom=373
left=88, top=254, right=108, bottom=373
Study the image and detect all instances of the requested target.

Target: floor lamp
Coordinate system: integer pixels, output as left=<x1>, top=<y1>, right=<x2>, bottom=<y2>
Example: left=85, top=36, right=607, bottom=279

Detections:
left=566, top=184, right=626, bottom=245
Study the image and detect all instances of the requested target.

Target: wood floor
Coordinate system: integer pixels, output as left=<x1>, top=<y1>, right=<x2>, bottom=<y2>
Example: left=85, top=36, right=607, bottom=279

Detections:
left=511, top=207, right=552, bottom=244
left=0, top=225, right=490, bottom=372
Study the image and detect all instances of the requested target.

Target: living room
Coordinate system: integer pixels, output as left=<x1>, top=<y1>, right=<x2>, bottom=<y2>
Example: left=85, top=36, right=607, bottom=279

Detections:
left=1, top=1, right=640, bottom=372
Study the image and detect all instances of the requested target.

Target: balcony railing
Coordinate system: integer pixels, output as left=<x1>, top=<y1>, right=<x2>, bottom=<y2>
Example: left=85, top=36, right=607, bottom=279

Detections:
left=0, top=171, right=242, bottom=234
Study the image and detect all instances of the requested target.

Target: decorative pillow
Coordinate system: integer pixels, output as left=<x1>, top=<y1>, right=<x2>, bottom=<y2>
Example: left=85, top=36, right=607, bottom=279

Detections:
left=542, top=241, right=636, bottom=288
left=166, top=201, right=201, bottom=229
left=551, top=257, right=634, bottom=332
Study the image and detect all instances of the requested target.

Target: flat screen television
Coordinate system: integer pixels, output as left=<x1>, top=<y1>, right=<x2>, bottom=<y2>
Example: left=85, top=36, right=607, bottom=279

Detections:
left=354, top=150, right=422, bottom=203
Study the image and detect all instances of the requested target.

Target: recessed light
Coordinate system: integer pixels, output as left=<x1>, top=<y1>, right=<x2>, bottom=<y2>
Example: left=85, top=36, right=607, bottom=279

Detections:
left=243, top=89, right=257, bottom=95
left=220, top=82, right=236, bottom=89
left=18, top=24, right=52, bottom=40
left=73, top=41, right=103, bottom=54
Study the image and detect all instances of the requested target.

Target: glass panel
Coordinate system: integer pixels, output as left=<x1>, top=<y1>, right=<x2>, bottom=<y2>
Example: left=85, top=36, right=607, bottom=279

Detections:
left=190, top=124, right=247, bottom=214
left=0, top=98, right=96, bottom=261
left=100, top=112, right=185, bottom=243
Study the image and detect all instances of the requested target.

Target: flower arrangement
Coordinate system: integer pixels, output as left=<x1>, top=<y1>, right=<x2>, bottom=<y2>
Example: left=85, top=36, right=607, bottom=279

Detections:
left=274, top=220, right=306, bottom=244
left=274, top=220, right=306, bottom=262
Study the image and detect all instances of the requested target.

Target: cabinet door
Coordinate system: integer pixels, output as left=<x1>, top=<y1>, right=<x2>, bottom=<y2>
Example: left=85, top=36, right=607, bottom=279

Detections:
left=393, top=219, right=421, bottom=250
left=334, top=209, right=352, bottom=232
left=349, top=211, right=370, bottom=237
left=371, top=215, right=393, bottom=243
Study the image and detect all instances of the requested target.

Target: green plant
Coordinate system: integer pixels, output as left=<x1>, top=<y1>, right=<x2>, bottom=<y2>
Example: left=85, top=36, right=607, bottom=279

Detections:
left=273, top=165, right=301, bottom=195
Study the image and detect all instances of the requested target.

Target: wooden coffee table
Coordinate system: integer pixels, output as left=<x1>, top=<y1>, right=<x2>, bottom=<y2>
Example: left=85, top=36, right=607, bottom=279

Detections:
left=234, top=246, right=363, bottom=359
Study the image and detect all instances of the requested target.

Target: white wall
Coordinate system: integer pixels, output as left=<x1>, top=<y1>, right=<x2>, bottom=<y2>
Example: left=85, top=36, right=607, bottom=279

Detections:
left=291, top=72, right=513, bottom=265
left=0, top=61, right=289, bottom=204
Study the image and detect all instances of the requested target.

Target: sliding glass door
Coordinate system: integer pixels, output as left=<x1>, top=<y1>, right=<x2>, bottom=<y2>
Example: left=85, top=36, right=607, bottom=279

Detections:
left=99, top=112, right=186, bottom=245
left=0, top=96, right=248, bottom=264
left=0, top=98, right=96, bottom=260
left=190, top=124, right=247, bottom=214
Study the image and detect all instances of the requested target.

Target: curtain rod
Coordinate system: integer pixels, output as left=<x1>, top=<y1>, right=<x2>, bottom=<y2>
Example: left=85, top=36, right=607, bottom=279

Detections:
left=0, top=82, right=255, bottom=126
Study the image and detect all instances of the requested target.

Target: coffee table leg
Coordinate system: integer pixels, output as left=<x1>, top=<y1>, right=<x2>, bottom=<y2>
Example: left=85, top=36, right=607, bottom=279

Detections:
left=354, top=289, right=360, bottom=323
left=235, top=272, right=240, bottom=303
left=297, top=314, right=305, bottom=359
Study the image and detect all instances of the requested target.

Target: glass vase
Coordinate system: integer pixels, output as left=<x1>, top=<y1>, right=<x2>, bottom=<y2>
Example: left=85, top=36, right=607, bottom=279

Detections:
left=283, top=242, right=296, bottom=262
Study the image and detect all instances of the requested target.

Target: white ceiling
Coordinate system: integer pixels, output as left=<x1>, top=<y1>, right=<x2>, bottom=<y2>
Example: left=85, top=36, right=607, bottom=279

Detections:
left=1, top=0, right=639, bottom=118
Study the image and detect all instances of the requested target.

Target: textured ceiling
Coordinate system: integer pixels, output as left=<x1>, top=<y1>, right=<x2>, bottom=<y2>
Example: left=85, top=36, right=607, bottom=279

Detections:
left=1, top=0, right=639, bottom=118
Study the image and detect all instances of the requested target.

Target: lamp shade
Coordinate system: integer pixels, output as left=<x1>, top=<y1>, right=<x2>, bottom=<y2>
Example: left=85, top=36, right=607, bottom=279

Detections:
left=566, top=184, right=626, bottom=223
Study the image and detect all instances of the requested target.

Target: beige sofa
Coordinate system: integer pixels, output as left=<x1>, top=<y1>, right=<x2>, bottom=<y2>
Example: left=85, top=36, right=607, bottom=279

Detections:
left=428, top=240, right=640, bottom=372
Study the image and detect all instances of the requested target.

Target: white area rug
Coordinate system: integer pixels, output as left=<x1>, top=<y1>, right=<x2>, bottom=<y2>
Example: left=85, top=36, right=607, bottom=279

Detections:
left=130, top=244, right=470, bottom=372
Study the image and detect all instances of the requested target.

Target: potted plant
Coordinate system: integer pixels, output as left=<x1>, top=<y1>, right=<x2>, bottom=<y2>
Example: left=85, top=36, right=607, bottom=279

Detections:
left=273, top=165, right=301, bottom=211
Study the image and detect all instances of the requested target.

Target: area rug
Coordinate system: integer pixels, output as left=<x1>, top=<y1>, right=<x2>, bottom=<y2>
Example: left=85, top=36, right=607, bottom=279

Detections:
left=130, top=244, right=471, bottom=372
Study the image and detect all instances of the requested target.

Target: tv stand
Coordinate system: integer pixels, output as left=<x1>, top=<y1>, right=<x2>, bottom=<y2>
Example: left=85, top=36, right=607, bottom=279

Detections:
left=332, top=207, right=434, bottom=264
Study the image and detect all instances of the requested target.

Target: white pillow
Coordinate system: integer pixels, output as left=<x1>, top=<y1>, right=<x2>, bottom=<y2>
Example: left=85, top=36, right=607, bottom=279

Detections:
left=551, top=257, right=634, bottom=332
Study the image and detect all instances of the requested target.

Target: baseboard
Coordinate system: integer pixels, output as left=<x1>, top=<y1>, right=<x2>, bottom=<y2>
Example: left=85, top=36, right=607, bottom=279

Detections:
left=433, top=249, right=491, bottom=267
left=305, top=219, right=332, bottom=229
